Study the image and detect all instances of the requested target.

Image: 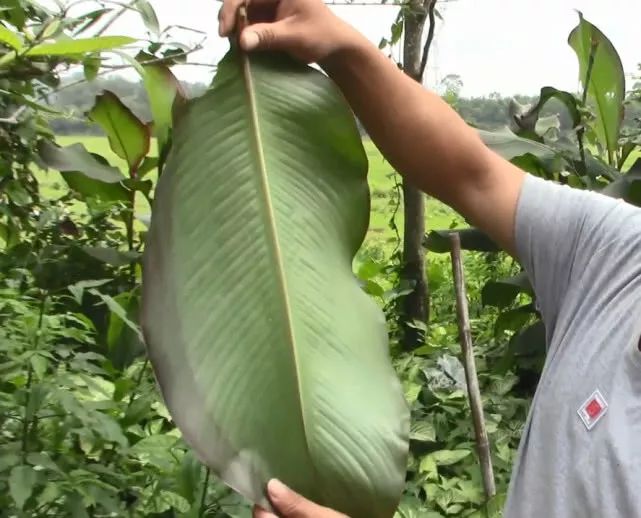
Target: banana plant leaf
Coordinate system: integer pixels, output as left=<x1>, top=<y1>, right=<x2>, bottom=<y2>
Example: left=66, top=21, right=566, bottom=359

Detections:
left=568, top=12, right=625, bottom=164
left=141, top=48, right=409, bottom=517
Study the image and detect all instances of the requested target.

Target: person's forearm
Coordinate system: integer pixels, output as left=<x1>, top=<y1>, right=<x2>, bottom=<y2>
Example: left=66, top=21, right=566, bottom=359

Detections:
left=321, top=36, right=494, bottom=212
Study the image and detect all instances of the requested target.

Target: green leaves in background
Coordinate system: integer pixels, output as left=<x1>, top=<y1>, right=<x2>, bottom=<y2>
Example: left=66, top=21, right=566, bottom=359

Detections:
left=142, top=49, right=409, bottom=517
left=26, top=35, right=135, bottom=56
left=509, top=86, right=581, bottom=136
left=424, top=228, right=500, bottom=254
left=83, top=54, right=100, bottom=81
left=426, top=449, right=471, bottom=467
left=482, top=273, right=532, bottom=309
left=39, top=141, right=123, bottom=182
left=601, top=159, right=641, bottom=205
left=134, top=0, right=160, bottom=36
left=569, top=12, right=625, bottom=163
left=118, top=49, right=186, bottom=170
left=38, top=140, right=130, bottom=202
left=62, top=172, right=130, bottom=203
left=9, top=465, right=37, bottom=509
left=141, top=64, right=186, bottom=163
left=88, top=91, right=150, bottom=177
left=107, top=289, right=145, bottom=370
left=478, top=127, right=555, bottom=161
left=0, top=2, right=214, bottom=517
left=0, top=23, right=22, bottom=50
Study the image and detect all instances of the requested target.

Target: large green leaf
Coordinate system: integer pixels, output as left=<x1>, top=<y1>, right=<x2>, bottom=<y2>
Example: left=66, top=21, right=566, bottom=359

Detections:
left=568, top=12, right=625, bottom=162
left=88, top=91, right=150, bottom=176
left=141, top=49, right=409, bottom=517
left=25, top=35, right=135, bottom=56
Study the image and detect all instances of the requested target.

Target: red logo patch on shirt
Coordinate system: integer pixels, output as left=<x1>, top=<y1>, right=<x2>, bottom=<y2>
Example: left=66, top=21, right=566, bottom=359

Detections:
left=578, top=389, right=608, bottom=430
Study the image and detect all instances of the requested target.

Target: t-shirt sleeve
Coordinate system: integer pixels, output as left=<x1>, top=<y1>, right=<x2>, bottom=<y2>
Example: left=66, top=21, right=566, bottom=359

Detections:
left=514, top=174, right=641, bottom=329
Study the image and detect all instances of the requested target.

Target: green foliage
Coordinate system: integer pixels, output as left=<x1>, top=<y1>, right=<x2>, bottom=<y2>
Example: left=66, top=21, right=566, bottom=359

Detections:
left=568, top=12, right=626, bottom=164
left=138, top=63, right=186, bottom=166
left=24, top=35, right=135, bottom=57
left=439, top=15, right=639, bottom=403
left=143, top=49, right=409, bottom=517
left=477, top=127, right=555, bottom=161
left=0, top=3, right=638, bottom=518
left=88, top=91, right=150, bottom=177
left=39, top=141, right=124, bottom=182
left=374, top=251, right=530, bottom=517
left=396, top=11, right=640, bottom=517
left=0, top=2, right=242, bottom=516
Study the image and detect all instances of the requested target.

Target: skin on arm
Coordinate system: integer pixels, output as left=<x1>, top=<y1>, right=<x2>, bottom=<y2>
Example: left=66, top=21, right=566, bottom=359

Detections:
left=322, top=46, right=525, bottom=256
left=219, top=0, right=526, bottom=256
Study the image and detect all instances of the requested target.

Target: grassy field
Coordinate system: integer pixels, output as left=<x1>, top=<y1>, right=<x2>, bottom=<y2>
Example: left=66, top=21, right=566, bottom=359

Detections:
left=49, top=135, right=462, bottom=250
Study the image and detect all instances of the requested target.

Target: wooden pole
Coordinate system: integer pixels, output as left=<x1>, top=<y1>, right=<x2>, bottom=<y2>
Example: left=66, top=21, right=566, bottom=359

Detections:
left=449, top=233, right=496, bottom=499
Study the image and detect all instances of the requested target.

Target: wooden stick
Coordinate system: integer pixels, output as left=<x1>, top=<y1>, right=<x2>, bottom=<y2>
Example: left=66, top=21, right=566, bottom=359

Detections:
left=449, top=233, right=496, bottom=499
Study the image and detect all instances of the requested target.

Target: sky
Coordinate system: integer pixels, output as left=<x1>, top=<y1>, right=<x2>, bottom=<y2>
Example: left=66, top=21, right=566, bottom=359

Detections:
left=69, top=0, right=640, bottom=97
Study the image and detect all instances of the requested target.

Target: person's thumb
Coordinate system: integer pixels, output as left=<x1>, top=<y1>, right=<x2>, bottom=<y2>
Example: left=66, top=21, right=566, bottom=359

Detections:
left=240, top=21, right=293, bottom=52
left=266, top=479, right=334, bottom=517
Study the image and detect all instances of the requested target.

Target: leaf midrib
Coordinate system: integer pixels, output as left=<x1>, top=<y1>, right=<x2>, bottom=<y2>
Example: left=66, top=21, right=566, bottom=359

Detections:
left=240, top=52, right=315, bottom=466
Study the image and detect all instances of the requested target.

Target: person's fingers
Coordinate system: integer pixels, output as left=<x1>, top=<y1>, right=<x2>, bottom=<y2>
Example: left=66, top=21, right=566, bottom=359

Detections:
left=219, top=0, right=241, bottom=36
left=267, top=480, right=308, bottom=517
left=267, top=479, right=336, bottom=517
left=252, top=504, right=278, bottom=518
left=239, top=20, right=295, bottom=52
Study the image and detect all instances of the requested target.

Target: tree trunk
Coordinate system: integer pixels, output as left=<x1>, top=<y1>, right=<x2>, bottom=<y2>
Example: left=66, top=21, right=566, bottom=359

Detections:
left=399, top=0, right=434, bottom=349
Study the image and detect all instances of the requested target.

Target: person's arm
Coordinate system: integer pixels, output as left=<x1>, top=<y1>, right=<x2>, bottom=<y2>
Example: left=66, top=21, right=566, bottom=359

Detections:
left=321, top=41, right=524, bottom=255
left=219, top=0, right=525, bottom=254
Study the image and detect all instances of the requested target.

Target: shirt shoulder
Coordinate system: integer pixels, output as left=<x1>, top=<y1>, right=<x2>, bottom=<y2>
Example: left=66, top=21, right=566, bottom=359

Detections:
left=514, top=174, right=641, bottom=327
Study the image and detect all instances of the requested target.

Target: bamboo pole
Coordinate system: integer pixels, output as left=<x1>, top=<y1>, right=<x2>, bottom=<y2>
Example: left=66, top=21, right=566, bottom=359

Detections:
left=449, top=233, right=496, bottom=499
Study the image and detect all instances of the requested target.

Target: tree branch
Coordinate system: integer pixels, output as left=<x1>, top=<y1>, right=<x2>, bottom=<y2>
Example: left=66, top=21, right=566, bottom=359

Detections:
left=449, top=234, right=496, bottom=500
left=419, top=0, right=437, bottom=81
left=21, top=292, right=47, bottom=462
left=0, top=105, right=27, bottom=124
left=199, top=467, right=211, bottom=517
left=93, top=0, right=135, bottom=37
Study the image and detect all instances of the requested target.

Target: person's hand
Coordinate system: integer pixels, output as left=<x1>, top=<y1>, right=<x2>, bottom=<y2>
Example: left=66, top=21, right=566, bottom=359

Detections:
left=218, top=0, right=362, bottom=64
left=252, top=479, right=348, bottom=518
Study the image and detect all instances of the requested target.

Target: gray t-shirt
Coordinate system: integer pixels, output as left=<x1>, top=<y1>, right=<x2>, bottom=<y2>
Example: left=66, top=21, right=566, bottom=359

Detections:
left=504, top=174, right=641, bottom=517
